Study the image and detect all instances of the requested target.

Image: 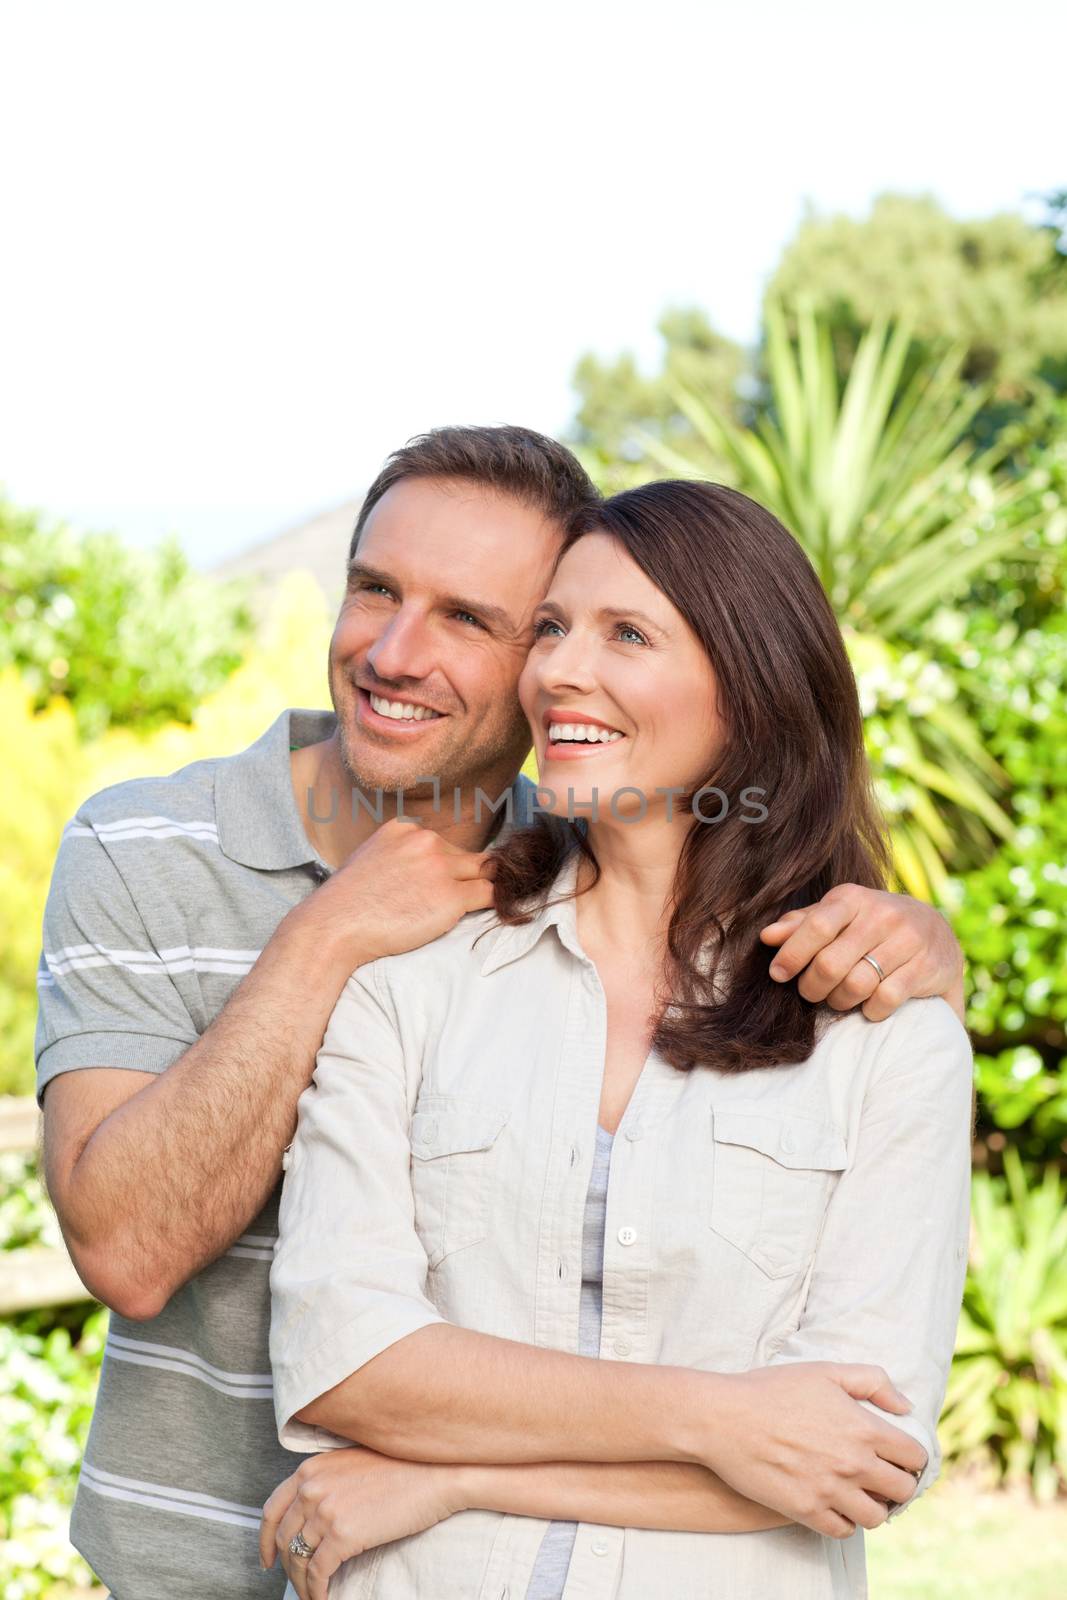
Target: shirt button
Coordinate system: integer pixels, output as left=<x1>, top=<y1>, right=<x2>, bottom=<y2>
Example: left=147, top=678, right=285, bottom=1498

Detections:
left=591, top=1538, right=610, bottom=1556
left=613, top=1338, right=632, bottom=1357
left=617, top=1226, right=637, bottom=1246
left=420, top=1119, right=438, bottom=1148
left=624, top=1123, right=643, bottom=1142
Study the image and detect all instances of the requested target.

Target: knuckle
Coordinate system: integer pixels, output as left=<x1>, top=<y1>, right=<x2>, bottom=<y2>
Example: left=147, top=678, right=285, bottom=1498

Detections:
left=809, top=950, right=840, bottom=983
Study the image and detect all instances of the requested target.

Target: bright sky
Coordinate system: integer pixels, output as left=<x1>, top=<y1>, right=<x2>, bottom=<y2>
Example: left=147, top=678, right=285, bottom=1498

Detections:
left=1, top=0, right=1063, bottom=567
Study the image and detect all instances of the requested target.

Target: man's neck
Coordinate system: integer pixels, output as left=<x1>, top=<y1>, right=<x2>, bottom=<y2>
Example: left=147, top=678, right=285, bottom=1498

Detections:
left=290, top=735, right=525, bottom=867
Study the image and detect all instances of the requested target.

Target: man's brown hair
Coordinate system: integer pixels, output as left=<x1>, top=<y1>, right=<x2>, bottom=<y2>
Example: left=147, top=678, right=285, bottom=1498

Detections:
left=349, top=424, right=600, bottom=559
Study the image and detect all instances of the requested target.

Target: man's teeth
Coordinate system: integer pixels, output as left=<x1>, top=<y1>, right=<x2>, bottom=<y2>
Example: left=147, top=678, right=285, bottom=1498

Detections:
left=369, top=693, right=441, bottom=722
left=548, top=723, right=623, bottom=743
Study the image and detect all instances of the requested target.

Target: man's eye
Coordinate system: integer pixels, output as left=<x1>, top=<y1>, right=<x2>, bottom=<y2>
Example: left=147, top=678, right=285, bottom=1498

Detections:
left=354, top=581, right=393, bottom=598
left=454, top=611, right=485, bottom=629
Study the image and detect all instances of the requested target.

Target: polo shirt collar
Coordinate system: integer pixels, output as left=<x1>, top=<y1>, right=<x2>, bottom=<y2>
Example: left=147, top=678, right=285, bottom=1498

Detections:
left=215, top=709, right=550, bottom=874
left=215, top=707, right=338, bottom=871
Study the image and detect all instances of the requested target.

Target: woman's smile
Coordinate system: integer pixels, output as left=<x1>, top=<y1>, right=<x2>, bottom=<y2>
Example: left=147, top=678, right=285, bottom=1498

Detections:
left=542, top=706, right=627, bottom=761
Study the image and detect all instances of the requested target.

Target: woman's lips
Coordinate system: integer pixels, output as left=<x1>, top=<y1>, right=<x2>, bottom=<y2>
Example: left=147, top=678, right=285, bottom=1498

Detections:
left=541, top=735, right=627, bottom=761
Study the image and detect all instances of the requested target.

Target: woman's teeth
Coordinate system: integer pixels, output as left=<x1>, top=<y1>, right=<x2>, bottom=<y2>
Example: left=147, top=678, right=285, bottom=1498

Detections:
left=369, top=693, right=442, bottom=722
left=548, top=723, right=623, bottom=743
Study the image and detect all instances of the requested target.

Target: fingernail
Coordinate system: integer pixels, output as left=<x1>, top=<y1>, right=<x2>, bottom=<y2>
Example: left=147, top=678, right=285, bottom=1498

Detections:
left=769, top=964, right=786, bottom=980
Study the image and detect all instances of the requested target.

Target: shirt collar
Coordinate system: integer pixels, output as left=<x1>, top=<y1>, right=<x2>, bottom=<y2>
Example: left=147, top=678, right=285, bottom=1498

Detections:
left=214, top=708, right=549, bottom=874
left=478, top=848, right=585, bottom=976
left=214, top=707, right=339, bottom=871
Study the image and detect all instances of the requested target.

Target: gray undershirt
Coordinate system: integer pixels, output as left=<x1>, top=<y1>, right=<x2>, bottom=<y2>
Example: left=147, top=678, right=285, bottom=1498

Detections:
left=524, top=1122, right=615, bottom=1600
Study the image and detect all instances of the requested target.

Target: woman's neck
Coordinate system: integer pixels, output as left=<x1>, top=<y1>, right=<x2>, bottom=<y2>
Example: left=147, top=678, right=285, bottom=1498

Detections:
left=575, top=822, right=687, bottom=961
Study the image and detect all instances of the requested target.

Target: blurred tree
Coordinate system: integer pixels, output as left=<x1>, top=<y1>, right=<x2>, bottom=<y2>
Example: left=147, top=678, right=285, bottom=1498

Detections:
left=568, top=307, right=748, bottom=491
left=766, top=192, right=1067, bottom=397
left=0, top=497, right=255, bottom=740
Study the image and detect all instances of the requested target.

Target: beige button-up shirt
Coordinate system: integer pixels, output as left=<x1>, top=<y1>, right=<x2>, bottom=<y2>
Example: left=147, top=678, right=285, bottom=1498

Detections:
left=270, top=850, right=973, bottom=1600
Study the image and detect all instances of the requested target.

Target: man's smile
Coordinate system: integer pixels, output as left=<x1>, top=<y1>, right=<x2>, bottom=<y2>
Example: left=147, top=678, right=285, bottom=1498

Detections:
left=355, top=686, right=449, bottom=735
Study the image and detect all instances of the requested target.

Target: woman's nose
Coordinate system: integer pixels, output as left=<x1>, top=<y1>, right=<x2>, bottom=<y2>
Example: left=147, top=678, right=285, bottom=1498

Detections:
left=536, top=635, right=598, bottom=695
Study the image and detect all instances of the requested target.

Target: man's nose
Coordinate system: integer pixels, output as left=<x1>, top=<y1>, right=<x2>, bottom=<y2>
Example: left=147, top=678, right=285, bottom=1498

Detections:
left=366, top=610, right=437, bottom=683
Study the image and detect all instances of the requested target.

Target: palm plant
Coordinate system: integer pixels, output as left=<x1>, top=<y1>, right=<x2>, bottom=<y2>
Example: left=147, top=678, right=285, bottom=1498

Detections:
left=941, top=1151, right=1067, bottom=1500
left=637, top=300, right=1056, bottom=898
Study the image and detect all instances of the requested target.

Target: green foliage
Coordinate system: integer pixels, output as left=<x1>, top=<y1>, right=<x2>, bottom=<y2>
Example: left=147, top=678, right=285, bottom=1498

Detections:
left=941, top=1152, right=1067, bottom=1502
left=973, top=1050, right=1067, bottom=1163
left=569, top=307, right=747, bottom=491
left=0, top=675, right=88, bottom=1098
left=0, top=496, right=255, bottom=740
left=766, top=193, right=1067, bottom=394
left=0, top=1302, right=106, bottom=1598
left=0, top=1154, right=63, bottom=1254
left=937, top=606, right=1067, bottom=1162
left=0, top=572, right=332, bottom=1099
left=636, top=301, right=1062, bottom=897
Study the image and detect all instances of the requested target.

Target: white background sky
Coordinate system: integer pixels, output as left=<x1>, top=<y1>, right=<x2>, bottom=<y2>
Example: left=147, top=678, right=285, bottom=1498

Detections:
left=1, top=0, right=1063, bottom=567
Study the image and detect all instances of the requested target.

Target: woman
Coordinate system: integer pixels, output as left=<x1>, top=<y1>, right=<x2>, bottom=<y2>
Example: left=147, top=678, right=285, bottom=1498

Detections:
left=265, top=480, right=973, bottom=1599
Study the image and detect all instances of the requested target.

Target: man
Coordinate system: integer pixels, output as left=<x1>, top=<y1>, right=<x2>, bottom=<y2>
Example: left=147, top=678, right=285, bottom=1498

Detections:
left=37, top=425, right=965, bottom=1599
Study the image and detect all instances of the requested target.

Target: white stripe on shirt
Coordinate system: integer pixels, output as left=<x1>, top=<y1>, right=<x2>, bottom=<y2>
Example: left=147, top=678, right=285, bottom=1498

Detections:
left=106, top=1334, right=274, bottom=1399
left=39, top=944, right=261, bottom=980
left=79, top=1460, right=263, bottom=1530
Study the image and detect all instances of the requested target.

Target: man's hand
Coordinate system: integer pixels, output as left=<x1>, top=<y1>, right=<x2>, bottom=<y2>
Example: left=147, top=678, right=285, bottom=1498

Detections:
left=260, top=1447, right=467, bottom=1600
left=703, top=1363, right=927, bottom=1539
left=294, top=816, right=496, bottom=971
left=760, top=884, right=965, bottom=1023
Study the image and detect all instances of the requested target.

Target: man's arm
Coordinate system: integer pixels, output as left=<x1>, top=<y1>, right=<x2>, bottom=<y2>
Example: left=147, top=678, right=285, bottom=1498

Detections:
left=43, top=818, right=494, bottom=1320
left=760, top=884, right=966, bottom=1023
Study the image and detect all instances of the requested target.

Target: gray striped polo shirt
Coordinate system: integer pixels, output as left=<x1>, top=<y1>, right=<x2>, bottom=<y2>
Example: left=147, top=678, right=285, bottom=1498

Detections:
left=34, top=707, right=543, bottom=1600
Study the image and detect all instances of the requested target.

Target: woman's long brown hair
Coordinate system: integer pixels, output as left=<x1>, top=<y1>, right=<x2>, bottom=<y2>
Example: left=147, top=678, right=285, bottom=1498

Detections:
left=490, top=479, right=892, bottom=1075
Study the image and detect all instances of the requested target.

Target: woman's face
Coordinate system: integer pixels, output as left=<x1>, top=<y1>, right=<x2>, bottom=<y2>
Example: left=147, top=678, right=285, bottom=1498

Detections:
left=518, top=532, right=724, bottom=826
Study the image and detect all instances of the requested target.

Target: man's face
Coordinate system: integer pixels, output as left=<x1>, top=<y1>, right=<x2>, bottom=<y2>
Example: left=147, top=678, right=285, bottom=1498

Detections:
left=329, top=475, right=565, bottom=797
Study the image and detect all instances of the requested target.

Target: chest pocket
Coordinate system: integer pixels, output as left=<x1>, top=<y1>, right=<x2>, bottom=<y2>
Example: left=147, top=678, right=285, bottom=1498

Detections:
left=709, top=1103, right=848, bottom=1280
left=409, top=1094, right=509, bottom=1269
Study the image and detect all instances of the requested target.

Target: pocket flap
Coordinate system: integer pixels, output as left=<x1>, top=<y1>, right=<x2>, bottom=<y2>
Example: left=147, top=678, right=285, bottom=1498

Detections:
left=411, top=1097, right=509, bottom=1159
left=712, top=1104, right=847, bottom=1171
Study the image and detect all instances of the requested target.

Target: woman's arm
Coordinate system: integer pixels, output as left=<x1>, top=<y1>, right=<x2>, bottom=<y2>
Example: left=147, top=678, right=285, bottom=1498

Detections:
left=458, top=1457, right=791, bottom=1532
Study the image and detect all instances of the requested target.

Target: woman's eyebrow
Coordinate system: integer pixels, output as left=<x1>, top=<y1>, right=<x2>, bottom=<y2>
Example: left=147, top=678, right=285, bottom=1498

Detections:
left=535, top=597, right=666, bottom=633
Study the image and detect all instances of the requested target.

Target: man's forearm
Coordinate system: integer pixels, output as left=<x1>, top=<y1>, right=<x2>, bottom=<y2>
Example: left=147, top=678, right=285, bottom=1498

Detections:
left=457, top=1457, right=791, bottom=1534
left=57, top=905, right=368, bottom=1316
left=298, top=1324, right=713, bottom=1468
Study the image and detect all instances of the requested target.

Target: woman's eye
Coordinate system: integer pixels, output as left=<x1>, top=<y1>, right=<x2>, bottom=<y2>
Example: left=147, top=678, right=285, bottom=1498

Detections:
left=532, top=618, right=564, bottom=639
left=616, top=624, right=648, bottom=645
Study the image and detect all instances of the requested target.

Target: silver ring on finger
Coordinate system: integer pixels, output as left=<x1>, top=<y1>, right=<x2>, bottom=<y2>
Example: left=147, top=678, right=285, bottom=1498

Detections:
left=860, top=952, right=886, bottom=983
left=288, top=1531, right=316, bottom=1560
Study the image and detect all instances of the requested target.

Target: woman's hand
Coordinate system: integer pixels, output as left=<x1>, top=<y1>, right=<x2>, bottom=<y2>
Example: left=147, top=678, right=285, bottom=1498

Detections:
left=260, top=1445, right=470, bottom=1599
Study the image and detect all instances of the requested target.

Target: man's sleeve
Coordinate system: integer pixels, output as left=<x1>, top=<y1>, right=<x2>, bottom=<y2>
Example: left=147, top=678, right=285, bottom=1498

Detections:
left=765, top=998, right=974, bottom=1521
left=34, top=816, right=200, bottom=1105
left=269, top=959, right=445, bottom=1453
